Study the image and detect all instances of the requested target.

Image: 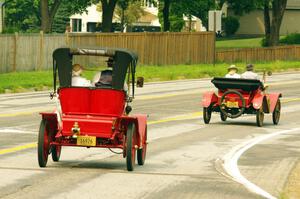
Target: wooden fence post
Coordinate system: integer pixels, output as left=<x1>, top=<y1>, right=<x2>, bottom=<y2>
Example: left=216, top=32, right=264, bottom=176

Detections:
left=12, top=32, right=18, bottom=72
left=37, top=31, right=44, bottom=71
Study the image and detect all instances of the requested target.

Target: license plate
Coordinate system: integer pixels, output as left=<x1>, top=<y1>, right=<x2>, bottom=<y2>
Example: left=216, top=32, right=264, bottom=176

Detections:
left=77, top=136, right=96, bottom=147
left=226, top=101, right=239, bottom=108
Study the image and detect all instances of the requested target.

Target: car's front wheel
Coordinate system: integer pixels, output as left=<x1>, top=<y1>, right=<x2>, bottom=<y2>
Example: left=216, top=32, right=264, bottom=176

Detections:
left=256, top=108, right=264, bottom=127
left=203, top=107, right=212, bottom=124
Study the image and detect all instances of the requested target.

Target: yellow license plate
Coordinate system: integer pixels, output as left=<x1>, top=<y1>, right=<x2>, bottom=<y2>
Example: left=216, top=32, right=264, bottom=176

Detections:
left=226, top=101, right=239, bottom=108
left=77, top=136, right=96, bottom=147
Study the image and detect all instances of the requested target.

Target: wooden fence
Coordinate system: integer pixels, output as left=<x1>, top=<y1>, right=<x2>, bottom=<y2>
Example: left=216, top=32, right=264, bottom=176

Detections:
left=216, top=45, right=300, bottom=63
left=0, top=32, right=215, bottom=73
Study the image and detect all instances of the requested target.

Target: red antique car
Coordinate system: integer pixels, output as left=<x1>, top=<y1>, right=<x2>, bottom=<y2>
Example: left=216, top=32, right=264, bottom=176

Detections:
left=202, top=77, right=281, bottom=127
left=38, top=47, right=147, bottom=171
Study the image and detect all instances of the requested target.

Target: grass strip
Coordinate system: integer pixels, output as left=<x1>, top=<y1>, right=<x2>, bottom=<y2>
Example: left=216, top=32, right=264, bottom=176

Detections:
left=0, top=60, right=300, bottom=93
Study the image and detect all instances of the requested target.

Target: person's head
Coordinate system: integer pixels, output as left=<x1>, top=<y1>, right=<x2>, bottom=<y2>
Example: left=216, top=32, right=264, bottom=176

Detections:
left=106, top=57, right=114, bottom=68
left=246, top=64, right=254, bottom=71
left=99, top=69, right=113, bottom=85
left=72, top=64, right=83, bottom=76
left=228, top=65, right=238, bottom=75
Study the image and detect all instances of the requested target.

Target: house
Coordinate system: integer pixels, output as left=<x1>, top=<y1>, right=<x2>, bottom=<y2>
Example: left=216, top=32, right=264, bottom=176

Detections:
left=69, top=0, right=205, bottom=33
left=226, top=0, right=300, bottom=35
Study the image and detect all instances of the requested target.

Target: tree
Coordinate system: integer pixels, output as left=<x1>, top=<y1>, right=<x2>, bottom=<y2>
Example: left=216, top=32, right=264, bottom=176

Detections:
left=4, top=0, right=92, bottom=33
left=158, top=0, right=215, bottom=32
left=222, top=0, right=288, bottom=46
left=4, top=0, right=40, bottom=32
left=40, top=0, right=62, bottom=33
left=115, top=0, right=144, bottom=31
left=100, top=0, right=118, bottom=32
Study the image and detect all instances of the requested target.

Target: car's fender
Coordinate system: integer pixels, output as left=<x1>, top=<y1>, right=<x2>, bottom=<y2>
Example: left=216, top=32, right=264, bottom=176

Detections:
left=202, top=91, right=218, bottom=107
left=267, top=93, right=282, bottom=113
left=40, top=112, right=59, bottom=135
left=252, top=92, right=274, bottom=113
left=252, top=92, right=266, bottom=110
left=122, top=114, right=147, bottom=148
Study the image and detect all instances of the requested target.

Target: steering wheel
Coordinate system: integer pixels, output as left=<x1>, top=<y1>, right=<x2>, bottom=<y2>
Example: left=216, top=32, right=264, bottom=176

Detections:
left=220, top=90, right=246, bottom=119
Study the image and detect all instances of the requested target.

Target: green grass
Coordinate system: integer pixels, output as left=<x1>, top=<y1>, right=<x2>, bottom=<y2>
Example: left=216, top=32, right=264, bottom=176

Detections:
left=1, top=60, right=299, bottom=93
left=216, top=37, right=263, bottom=49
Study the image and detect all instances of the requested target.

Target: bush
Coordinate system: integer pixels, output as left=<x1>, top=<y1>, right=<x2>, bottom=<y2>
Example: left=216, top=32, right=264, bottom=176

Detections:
left=280, top=33, right=300, bottom=45
left=261, top=37, right=268, bottom=47
left=224, top=16, right=240, bottom=36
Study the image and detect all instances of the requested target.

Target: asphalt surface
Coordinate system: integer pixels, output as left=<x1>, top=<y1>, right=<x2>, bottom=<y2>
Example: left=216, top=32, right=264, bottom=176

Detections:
left=0, top=73, right=300, bottom=199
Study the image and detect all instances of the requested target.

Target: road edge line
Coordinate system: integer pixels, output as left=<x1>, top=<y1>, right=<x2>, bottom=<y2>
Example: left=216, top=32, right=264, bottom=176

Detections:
left=221, top=127, right=300, bottom=199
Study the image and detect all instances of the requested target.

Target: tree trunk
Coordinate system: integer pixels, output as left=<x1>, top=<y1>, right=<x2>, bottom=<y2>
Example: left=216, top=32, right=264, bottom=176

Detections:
left=263, top=0, right=271, bottom=46
left=188, top=14, right=192, bottom=32
left=162, top=0, right=170, bottom=31
left=101, top=0, right=118, bottom=32
left=40, top=0, right=51, bottom=32
left=269, top=0, right=287, bottom=46
left=40, top=0, right=62, bottom=33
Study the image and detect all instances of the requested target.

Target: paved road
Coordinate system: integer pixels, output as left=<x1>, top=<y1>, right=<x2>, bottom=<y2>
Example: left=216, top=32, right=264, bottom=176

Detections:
left=0, top=73, right=300, bottom=199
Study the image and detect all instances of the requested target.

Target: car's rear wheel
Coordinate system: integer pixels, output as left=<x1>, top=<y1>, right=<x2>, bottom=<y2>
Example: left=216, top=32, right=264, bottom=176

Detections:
left=51, top=145, right=61, bottom=162
left=203, top=107, right=212, bottom=124
left=256, top=108, right=264, bottom=127
left=126, top=123, right=136, bottom=171
left=220, top=112, right=227, bottom=122
left=272, top=99, right=281, bottom=125
left=38, top=120, right=50, bottom=167
left=137, top=126, right=147, bottom=166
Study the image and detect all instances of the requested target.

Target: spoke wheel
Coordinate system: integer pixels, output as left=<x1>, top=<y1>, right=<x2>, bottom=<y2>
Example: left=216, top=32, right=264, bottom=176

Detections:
left=38, top=120, right=50, bottom=167
left=220, top=112, right=227, bottom=122
left=137, top=126, right=147, bottom=166
left=272, top=99, right=281, bottom=125
left=203, top=107, right=212, bottom=124
left=51, top=145, right=62, bottom=162
left=220, top=90, right=246, bottom=119
left=126, top=123, right=136, bottom=171
left=256, top=108, right=264, bottom=127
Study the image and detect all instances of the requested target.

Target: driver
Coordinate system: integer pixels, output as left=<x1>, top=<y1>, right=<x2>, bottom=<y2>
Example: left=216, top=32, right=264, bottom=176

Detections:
left=71, top=64, right=91, bottom=87
left=92, top=58, right=114, bottom=86
left=241, top=64, right=259, bottom=80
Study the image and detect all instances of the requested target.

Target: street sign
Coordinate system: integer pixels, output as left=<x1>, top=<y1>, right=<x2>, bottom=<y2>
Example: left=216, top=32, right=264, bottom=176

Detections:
left=208, top=10, right=222, bottom=32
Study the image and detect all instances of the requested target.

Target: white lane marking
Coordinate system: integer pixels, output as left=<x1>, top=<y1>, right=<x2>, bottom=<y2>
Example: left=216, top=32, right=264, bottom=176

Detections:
left=0, top=129, right=36, bottom=134
left=222, top=127, right=300, bottom=199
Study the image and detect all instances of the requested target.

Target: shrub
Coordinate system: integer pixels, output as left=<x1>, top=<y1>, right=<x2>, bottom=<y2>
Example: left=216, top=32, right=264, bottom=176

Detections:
left=280, top=33, right=300, bottom=45
left=224, top=16, right=240, bottom=36
left=261, top=37, right=268, bottom=47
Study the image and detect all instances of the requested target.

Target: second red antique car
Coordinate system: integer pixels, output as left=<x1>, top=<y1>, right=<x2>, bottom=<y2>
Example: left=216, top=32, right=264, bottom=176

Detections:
left=38, top=47, right=147, bottom=171
left=202, top=77, right=282, bottom=127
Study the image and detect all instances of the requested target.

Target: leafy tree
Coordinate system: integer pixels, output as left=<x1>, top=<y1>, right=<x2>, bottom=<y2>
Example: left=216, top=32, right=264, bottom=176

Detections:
left=4, top=0, right=92, bottom=33
left=4, top=0, right=40, bottom=32
left=99, top=0, right=118, bottom=32
left=158, top=0, right=215, bottom=32
left=224, top=16, right=239, bottom=36
left=221, top=0, right=288, bottom=46
left=115, top=0, right=144, bottom=31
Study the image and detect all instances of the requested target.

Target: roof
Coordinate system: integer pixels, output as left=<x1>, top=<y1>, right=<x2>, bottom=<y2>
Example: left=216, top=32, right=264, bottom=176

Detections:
left=211, top=77, right=263, bottom=92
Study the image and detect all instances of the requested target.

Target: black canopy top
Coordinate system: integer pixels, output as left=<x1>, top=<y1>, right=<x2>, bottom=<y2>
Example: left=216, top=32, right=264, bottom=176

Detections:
left=211, top=77, right=264, bottom=92
left=52, top=47, right=138, bottom=96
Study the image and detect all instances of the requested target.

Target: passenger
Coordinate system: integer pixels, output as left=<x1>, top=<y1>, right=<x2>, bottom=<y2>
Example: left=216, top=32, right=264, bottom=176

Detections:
left=241, top=64, right=259, bottom=80
left=225, top=65, right=241, bottom=78
left=71, top=64, right=91, bottom=87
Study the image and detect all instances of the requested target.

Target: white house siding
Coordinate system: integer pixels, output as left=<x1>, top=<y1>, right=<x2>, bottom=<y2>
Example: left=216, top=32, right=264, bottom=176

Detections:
left=70, top=4, right=120, bottom=32
left=229, top=9, right=300, bottom=35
